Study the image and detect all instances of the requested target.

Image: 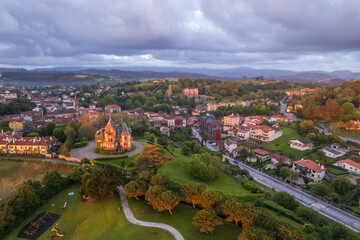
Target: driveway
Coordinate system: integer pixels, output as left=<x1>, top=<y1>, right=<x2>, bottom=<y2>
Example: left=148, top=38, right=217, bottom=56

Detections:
left=70, top=140, right=145, bottom=160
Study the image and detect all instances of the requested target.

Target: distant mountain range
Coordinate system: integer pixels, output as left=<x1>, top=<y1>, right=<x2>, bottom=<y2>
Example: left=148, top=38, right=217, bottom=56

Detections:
left=0, top=66, right=359, bottom=85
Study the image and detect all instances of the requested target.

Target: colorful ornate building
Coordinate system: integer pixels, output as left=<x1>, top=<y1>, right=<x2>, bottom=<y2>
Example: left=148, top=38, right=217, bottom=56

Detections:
left=95, top=118, right=132, bottom=151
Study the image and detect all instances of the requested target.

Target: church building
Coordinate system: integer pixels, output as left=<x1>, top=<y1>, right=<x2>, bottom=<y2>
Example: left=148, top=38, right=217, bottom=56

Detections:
left=95, top=118, right=132, bottom=152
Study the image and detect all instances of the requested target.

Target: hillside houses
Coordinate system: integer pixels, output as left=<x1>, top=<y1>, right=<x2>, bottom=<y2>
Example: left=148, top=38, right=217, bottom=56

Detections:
left=292, top=159, right=326, bottom=183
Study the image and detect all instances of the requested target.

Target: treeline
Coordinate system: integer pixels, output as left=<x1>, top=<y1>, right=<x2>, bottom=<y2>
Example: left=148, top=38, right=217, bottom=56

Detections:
left=298, top=81, right=360, bottom=121
left=0, top=170, right=69, bottom=238
left=0, top=98, right=36, bottom=116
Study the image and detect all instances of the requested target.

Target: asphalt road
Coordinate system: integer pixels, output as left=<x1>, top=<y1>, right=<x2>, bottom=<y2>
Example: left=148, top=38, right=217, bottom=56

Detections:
left=226, top=156, right=360, bottom=232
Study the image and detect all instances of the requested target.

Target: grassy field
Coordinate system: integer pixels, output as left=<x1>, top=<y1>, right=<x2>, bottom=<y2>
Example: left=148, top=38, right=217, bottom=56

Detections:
left=327, top=123, right=360, bottom=141
left=158, top=148, right=258, bottom=200
left=0, top=160, right=72, bottom=202
left=4, top=185, right=173, bottom=240
left=264, top=125, right=304, bottom=158
left=128, top=198, right=242, bottom=240
left=326, top=166, right=348, bottom=175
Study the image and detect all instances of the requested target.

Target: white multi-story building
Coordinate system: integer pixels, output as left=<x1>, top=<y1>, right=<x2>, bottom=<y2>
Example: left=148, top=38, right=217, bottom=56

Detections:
left=335, top=159, right=360, bottom=174
left=292, top=159, right=326, bottom=183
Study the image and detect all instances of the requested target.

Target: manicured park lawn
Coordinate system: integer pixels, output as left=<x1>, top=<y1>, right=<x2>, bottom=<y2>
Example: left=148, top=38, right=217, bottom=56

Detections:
left=0, top=160, right=72, bottom=202
left=128, top=198, right=242, bottom=240
left=4, top=185, right=173, bottom=240
left=158, top=148, right=261, bottom=201
left=264, top=125, right=305, bottom=158
left=94, top=154, right=139, bottom=171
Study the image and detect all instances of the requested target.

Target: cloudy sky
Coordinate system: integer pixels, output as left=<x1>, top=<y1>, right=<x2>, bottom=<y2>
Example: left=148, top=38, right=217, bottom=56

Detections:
left=0, top=0, right=360, bottom=71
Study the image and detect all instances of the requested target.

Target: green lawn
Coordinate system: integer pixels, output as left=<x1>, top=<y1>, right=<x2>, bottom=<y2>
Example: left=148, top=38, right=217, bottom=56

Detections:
left=95, top=154, right=139, bottom=171
left=326, top=166, right=348, bottom=175
left=264, top=126, right=305, bottom=158
left=158, top=149, right=259, bottom=200
left=4, top=185, right=173, bottom=240
left=128, top=198, right=242, bottom=240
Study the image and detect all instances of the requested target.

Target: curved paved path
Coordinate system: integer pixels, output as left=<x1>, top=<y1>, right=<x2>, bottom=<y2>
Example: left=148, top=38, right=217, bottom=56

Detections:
left=70, top=140, right=145, bottom=160
left=118, top=186, right=185, bottom=240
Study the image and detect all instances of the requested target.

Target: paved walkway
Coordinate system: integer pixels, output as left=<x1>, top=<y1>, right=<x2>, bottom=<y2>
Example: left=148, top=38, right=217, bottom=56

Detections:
left=70, top=140, right=144, bottom=160
left=118, top=186, right=185, bottom=240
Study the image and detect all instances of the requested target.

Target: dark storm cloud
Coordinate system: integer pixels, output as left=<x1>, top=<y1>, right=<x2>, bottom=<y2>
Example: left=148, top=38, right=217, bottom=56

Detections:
left=0, top=0, right=359, bottom=70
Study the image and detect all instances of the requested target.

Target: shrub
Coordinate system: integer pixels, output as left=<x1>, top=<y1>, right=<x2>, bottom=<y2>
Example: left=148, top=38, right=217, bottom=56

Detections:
left=190, top=153, right=224, bottom=180
left=272, top=191, right=299, bottom=211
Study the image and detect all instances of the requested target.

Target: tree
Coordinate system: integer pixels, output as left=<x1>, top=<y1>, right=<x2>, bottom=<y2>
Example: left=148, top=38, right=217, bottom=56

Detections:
left=145, top=185, right=164, bottom=205
left=277, top=224, right=302, bottom=240
left=199, top=130, right=209, bottom=146
left=144, top=132, right=155, bottom=143
left=124, top=180, right=148, bottom=200
left=138, top=170, right=153, bottom=183
left=157, top=136, right=168, bottom=147
left=298, top=120, right=316, bottom=136
left=237, top=227, right=272, bottom=240
left=332, top=177, right=352, bottom=195
left=151, top=190, right=180, bottom=215
left=150, top=175, right=169, bottom=186
left=135, top=145, right=172, bottom=171
left=302, top=96, right=317, bottom=119
left=192, top=209, right=223, bottom=234
left=221, top=199, right=243, bottom=227
left=311, top=184, right=330, bottom=197
left=317, top=99, right=343, bottom=122
left=272, top=192, right=299, bottom=211
left=303, top=223, right=315, bottom=233
left=279, top=167, right=290, bottom=180
left=290, top=172, right=299, bottom=183
left=342, top=102, right=355, bottom=115
left=81, top=167, right=123, bottom=199
left=200, top=190, right=224, bottom=209
left=183, top=182, right=205, bottom=208
left=190, top=153, right=224, bottom=180
left=47, top=122, right=56, bottom=135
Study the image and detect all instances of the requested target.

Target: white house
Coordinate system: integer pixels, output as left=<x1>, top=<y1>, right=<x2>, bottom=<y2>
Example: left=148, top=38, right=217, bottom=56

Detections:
left=292, top=159, right=326, bottom=183
left=249, top=148, right=270, bottom=162
left=105, top=104, right=121, bottom=113
left=335, top=159, right=360, bottom=174
left=270, top=153, right=291, bottom=165
left=323, top=147, right=345, bottom=159
left=289, top=137, right=313, bottom=151
left=225, top=140, right=237, bottom=154
left=236, top=126, right=250, bottom=140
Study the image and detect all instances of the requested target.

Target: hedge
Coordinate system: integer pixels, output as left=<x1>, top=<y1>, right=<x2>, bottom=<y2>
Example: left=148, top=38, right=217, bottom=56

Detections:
left=73, top=140, right=88, bottom=148
left=94, top=148, right=118, bottom=155
left=263, top=200, right=304, bottom=224
left=93, top=155, right=128, bottom=161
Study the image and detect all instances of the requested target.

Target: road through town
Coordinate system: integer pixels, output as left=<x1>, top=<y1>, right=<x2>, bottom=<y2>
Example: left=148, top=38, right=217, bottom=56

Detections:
left=226, top=156, right=360, bottom=232
left=192, top=127, right=360, bottom=232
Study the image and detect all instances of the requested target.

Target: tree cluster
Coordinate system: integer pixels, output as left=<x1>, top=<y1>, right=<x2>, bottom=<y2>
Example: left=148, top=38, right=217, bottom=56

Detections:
left=0, top=170, right=69, bottom=238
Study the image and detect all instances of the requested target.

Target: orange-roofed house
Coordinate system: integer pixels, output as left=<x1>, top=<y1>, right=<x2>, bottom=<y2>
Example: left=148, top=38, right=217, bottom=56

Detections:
left=335, top=159, right=360, bottom=174
left=292, top=159, right=326, bottom=183
left=249, top=148, right=270, bottom=162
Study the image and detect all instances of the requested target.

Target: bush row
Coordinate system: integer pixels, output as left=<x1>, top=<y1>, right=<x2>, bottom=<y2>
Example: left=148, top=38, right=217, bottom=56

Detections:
left=263, top=200, right=304, bottom=224
left=93, top=155, right=128, bottom=161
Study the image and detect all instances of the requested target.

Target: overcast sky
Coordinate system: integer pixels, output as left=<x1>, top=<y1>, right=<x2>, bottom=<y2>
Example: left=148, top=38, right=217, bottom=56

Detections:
left=0, top=0, right=360, bottom=71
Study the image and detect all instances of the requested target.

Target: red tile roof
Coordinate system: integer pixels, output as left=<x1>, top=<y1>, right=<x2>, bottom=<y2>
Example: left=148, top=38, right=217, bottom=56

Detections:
left=337, top=159, right=360, bottom=169
left=105, top=104, right=121, bottom=109
left=293, top=159, right=325, bottom=172
left=271, top=153, right=289, bottom=163
left=252, top=148, right=270, bottom=156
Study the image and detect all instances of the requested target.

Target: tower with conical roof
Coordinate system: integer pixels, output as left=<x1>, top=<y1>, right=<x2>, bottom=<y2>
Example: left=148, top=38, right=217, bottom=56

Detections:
left=165, top=83, right=172, bottom=97
left=95, top=118, right=132, bottom=152
left=73, top=93, right=79, bottom=112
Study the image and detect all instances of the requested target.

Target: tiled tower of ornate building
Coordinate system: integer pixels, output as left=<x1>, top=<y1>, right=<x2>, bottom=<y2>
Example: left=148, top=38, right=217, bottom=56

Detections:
left=95, top=118, right=132, bottom=152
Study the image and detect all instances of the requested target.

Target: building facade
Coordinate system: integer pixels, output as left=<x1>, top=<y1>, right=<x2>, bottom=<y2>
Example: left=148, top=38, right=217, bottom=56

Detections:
left=182, top=88, right=199, bottom=97
left=292, top=159, right=326, bottom=183
left=95, top=118, right=132, bottom=151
